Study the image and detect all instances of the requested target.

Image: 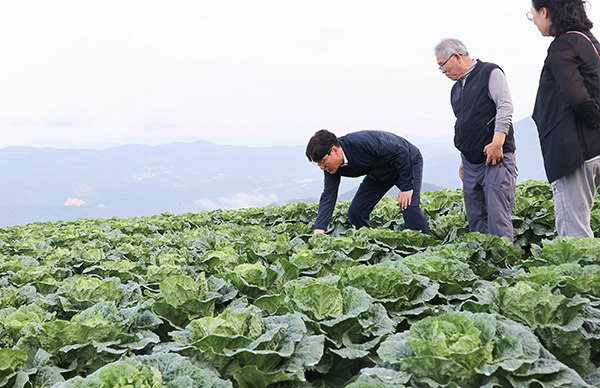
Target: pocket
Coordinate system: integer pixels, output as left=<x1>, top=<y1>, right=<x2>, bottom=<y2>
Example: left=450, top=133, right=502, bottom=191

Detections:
left=497, top=163, right=516, bottom=202
left=486, top=158, right=516, bottom=201
left=500, top=154, right=518, bottom=178
left=486, top=117, right=495, bottom=133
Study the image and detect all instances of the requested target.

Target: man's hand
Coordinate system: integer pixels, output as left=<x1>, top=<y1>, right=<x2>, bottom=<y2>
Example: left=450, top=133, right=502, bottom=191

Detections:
left=483, top=142, right=503, bottom=166
left=483, top=131, right=507, bottom=166
left=459, top=162, right=463, bottom=180
left=314, top=229, right=325, bottom=235
left=397, top=190, right=413, bottom=211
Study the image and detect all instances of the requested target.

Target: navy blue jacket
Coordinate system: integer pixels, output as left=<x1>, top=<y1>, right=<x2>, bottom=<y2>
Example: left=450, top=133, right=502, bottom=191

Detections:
left=314, top=130, right=421, bottom=230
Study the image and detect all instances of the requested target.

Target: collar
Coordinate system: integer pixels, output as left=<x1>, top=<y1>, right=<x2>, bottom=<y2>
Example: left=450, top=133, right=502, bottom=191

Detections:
left=460, top=59, right=479, bottom=85
left=339, top=145, right=348, bottom=167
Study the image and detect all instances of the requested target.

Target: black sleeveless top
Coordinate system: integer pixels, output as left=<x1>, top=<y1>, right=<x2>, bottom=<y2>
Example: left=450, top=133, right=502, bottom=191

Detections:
left=451, top=60, right=516, bottom=164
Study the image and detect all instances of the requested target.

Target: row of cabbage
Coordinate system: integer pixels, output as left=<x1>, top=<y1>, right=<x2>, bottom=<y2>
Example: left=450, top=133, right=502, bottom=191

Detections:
left=0, top=180, right=600, bottom=387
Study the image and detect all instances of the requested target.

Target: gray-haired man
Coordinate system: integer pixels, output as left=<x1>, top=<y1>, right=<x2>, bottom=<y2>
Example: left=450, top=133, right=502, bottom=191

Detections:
left=435, top=38, right=517, bottom=241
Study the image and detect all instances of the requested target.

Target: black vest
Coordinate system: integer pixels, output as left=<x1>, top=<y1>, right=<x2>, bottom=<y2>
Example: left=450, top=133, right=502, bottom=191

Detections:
left=451, top=60, right=516, bottom=164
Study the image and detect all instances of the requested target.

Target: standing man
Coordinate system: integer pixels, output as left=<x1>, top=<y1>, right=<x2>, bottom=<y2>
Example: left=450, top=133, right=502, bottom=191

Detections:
left=435, top=38, right=517, bottom=241
left=306, top=129, right=429, bottom=234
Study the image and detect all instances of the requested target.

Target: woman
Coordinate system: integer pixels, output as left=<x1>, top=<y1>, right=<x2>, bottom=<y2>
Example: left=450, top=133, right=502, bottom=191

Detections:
left=531, top=0, right=600, bottom=237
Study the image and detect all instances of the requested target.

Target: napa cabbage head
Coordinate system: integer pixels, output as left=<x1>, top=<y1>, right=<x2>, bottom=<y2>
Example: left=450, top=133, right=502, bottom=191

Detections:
left=338, top=264, right=416, bottom=301
left=406, top=312, right=494, bottom=369
left=159, top=274, right=208, bottom=307
left=462, top=281, right=591, bottom=374
left=51, top=359, right=162, bottom=388
left=152, top=273, right=219, bottom=329
left=494, top=282, right=583, bottom=328
left=512, top=263, right=600, bottom=299
left=290, top=250, right=331, bottom=273
left=0, top=304, right=45, bottom=346
left=530, top=236, right=600, bottom=266
left=188, top=307, right=262, bottom=342
left=217, top=261, right=290, bottom=300
left=307, top=235, right=360, bottom=252
left=338, top=263, right=437, bottom=313
left=199, top=248, right=242, bottom=273
left=232, top=262, right=275, bottom=289
left=451, top=233, right=523, bottom=280
left=57, top=276, right=123, bottom=304
left=379, top=309, right=589, bottom=387
left=400, top=251, right=478, bottom=296
left=378, top=312, right=495, bottom=387
left=145, top=264, right=184, bottom=284
left=284, top=276, right=344, bottom=320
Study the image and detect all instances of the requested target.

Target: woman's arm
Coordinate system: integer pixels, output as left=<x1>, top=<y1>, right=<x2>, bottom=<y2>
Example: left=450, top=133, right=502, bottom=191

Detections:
left=548, top=35, right=600, bottom=127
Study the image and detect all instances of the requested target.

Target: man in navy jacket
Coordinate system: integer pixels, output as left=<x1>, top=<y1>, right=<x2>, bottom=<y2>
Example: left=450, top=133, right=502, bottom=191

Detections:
left=306, top=129, right=429, bottom=234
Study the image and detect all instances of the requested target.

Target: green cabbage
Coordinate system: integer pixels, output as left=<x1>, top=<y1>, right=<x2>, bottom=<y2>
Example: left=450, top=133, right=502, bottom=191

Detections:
left=377, top=311, right=587, bottom=387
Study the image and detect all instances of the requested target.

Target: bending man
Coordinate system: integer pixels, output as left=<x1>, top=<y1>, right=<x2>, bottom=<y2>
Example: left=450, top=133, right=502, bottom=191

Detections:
left=306, top=129, right=430, bottom=234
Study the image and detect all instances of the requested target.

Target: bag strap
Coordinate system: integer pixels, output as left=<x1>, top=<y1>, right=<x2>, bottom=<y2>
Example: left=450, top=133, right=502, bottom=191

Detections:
left=564, top=31, right=600, bottom=59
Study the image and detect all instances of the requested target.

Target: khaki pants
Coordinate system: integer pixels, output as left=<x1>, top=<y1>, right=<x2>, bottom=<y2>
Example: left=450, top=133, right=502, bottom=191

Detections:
left=552, top=154, right=600, bottom=237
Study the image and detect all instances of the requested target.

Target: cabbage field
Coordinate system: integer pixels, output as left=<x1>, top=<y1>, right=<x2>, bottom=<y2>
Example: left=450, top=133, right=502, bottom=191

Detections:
left=2, top=180, right=600, bottom=387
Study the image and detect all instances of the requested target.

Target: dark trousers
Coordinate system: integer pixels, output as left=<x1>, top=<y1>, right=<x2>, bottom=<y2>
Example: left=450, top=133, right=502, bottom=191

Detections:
left=347, top=155, right=430, bottom=234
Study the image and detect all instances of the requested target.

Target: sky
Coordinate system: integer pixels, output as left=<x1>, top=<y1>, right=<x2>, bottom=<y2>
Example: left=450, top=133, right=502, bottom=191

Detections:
left=1, top=0, right=598, bottom=150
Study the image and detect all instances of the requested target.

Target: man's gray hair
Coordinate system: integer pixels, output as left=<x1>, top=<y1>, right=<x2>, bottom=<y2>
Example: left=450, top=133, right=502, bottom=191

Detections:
left=434, top=38, right=469, bottom=58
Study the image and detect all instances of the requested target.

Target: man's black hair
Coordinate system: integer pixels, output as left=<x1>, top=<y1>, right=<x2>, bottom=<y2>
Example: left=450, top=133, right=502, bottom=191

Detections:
left=305, top=129, right=340, bottom=162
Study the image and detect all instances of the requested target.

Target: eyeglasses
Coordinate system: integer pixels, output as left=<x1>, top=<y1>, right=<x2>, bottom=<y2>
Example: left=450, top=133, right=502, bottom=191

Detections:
left=438, top=53, right=456, bottom=71
left=313, top=151, right=331, bottom=168
left=526, top=11, right=533, bottom=21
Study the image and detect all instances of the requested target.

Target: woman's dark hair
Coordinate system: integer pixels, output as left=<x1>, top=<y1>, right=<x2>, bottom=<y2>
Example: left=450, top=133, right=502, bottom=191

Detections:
left=306, top=129, right=340, bottom=162
left=532, top=0, right=593, bottom=36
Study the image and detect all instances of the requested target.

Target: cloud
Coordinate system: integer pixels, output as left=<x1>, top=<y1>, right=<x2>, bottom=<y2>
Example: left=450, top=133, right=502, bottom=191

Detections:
left=195, top=192, right=278, bottom=211
left=64, top=197, right=85, bottom=206
left=133, top=172, right=156, bottom=182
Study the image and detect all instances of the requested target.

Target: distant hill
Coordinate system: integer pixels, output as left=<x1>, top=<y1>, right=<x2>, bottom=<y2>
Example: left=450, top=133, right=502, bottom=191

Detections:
left=0, top=118, right=545, bottom=227
left=512, top=116, right=546, bottom=182
left=0, top=142, right=328, bottom=226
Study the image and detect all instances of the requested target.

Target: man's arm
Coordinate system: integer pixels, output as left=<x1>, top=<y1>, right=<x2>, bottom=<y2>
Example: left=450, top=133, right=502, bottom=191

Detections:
left=484, top=68, right=513, bottom=166
left=313, top=172, right=341, bottom=234
left=385, top=142, right=415, bottom=210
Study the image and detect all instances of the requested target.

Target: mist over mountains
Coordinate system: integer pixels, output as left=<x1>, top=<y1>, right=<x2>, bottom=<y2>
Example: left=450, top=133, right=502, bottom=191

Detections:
left=0, top=118, right=544, bottom=227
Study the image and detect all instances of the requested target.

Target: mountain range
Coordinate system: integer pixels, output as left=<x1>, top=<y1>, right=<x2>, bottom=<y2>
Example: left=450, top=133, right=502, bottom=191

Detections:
left=0, top=117, right=544, bottom=226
